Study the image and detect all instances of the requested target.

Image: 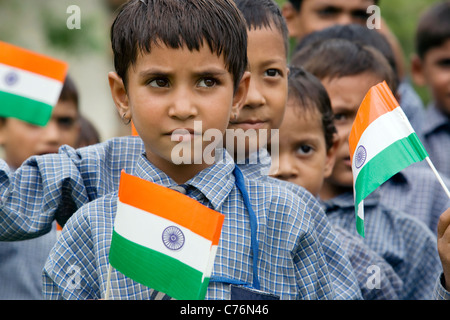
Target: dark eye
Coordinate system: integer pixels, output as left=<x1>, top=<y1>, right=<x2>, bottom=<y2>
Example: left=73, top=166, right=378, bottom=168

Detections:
left=198, top=78, right=217, bottom=87
left=317, top=6, right=339, bottom=17
left=334, top=113, right=348, bottom=122
left=351, top=9, right=370, bottom=21
left=437, top=58, right=450, bottom=68
left=296, top=145, right=313, bottom=155
left=149, top=78, right=169, bottom=88
left=264, top=69, right=281, bottom=77
left=57, top=117, right=76, bottom=129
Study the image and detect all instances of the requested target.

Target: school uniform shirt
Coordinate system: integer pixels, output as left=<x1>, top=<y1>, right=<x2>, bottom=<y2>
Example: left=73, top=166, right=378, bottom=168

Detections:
left=434, top=274, right=450, bottom=300
left=42, top=148, right=334, bottom=300
left=0, top=136, right=147, bottom=241
left=240, top=149, right=402, bottom=300
left=0, top=136, right=357, bottom=300
left=0, top=163, right=58, bottom=300
left=418, top=103, right=450, bottom=178
left=397, top=80, right=425, bottom=134
left=322, top=190, right=442, bottom=300
left=379, top=162, right=450, bottom=235
left=0, top=225, right=56, bottom=299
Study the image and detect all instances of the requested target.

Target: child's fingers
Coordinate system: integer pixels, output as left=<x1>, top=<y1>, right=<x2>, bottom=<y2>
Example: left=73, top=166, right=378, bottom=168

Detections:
left=437, top=208, right=450, bottom=239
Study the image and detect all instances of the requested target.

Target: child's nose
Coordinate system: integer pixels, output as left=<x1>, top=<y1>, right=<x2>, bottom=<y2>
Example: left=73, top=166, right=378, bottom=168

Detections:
left=270, top=153, right=298, bottom=180
left=244, top=79, right=266, bottom=108
left=41, top=121, right=61, bottom=144
left=168, top=89, right=198, bottom=120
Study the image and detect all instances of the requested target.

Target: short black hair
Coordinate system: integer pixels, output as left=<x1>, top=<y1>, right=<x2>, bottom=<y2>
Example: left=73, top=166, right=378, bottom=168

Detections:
left=291, top=38, right=397, bottom=94
left=59, top=74, right=79, bottom=111
left=111, top=0, right=248, bottom=93
left=288, top=0, right=379, bottom=11
left=415, top=1, right=450, bottom=59
left=234, top=0, right=289, bottom=56
left=287, top=67, right=336, bottom=150
left=294, top=24, right=399, bottom=89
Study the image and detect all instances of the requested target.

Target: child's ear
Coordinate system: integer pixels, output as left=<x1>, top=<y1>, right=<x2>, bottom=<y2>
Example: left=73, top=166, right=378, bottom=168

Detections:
left=411, top=54, right=427, bottom=87
left=324, top=133, right=339, bottom=179
left=108, top=72, right=131, bottom=121
left=231, top=71, right=251, bottom=117
left=281, top=2, right=296, bottom=22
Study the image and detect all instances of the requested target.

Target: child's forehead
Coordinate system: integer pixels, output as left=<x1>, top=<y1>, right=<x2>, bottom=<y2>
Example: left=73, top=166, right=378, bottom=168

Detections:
left=132, top=41, right=228, bottom=69
left=287, top=99, right=323, bottom=120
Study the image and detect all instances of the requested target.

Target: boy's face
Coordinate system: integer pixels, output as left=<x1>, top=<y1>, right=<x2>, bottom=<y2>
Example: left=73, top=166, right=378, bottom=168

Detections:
left=270, top=100, right=337, bottom=196
left=0, top=100, right=80, bottom=169
left=227, top=26, right=288, bottom=156
left=109, top=43, right=248, bottom=182
left=320, top=72, right=382, bottom=198
left=283, top=0, right=375, bottom=41
left=412, top=39, right=450, bottom=115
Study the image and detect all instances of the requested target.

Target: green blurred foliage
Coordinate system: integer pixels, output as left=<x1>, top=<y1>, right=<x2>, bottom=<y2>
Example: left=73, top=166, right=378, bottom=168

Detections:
left=0, top=0, right=109, bottom=55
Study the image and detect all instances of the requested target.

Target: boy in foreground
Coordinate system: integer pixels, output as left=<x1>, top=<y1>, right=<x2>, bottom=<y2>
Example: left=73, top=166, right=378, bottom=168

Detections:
left=43, top=0, right=334, bottom=300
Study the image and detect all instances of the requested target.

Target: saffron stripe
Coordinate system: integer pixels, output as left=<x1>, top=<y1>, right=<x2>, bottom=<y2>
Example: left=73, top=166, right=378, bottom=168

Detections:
left=118, top=171, right=224, bottom=243
left=351, top=107, right=415, bottom=175
left=0, top=41, right=68, bottom=82
left=0, top=91, right=53, bottom=126
left=354, top=133, right=428, bottom=206
left=349, top=81, right=400, bottom=157
left=109, top=231, right=208, bottom=300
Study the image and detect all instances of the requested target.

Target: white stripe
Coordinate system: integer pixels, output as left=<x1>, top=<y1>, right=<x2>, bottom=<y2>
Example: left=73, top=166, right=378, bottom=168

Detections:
left=0, top=63, right=63, bottom=106
left=357, top=201, right=364, bottom=220
left=352, top=107, right=414, bottom=179
left=114, top=201, right=213, bottom=273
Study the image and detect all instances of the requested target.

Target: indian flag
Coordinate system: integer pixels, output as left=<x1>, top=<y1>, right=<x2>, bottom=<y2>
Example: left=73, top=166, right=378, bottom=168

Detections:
left=109, top=171, right=225, bottom=300
left=0, top=41, right=68, bottom=126
left=349, top=81, right=428, bottom=237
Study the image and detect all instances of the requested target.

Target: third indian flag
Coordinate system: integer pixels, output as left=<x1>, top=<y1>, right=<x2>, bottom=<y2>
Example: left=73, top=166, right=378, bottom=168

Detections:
left=349, top=81, right=428, bottom=237
left=0, top=41, right=68, bottom=126
left=109, top=171, right=224, bottom=300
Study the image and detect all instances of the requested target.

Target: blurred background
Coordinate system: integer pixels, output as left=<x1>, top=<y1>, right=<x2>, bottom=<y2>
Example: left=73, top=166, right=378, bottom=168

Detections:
left=0, top=0, right=441, bottom=141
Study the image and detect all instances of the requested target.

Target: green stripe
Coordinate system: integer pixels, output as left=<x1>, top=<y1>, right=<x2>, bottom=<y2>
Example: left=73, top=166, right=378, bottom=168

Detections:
left=354, top=133, right=427, bottom=206
left=356, top=215, right=365, bottom=238
left=109, top=231, right=208, bottom=300
left=354, top=133, right=427, bottom=237
left=0, top=91, right=53, bottom=126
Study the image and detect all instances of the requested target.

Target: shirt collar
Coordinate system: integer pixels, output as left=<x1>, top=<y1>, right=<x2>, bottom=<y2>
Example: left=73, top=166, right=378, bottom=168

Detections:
left=321, top=189, right=381, bottom=212
left=422, top=103, right=450, bottom=136
left=132, top=148, right=236, bottom=210
left=237, top=148, right=271, bottom=179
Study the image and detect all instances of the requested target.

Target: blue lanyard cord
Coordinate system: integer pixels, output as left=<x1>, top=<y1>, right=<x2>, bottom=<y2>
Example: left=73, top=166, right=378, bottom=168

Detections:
left=232, top=166, right=261, bottom=290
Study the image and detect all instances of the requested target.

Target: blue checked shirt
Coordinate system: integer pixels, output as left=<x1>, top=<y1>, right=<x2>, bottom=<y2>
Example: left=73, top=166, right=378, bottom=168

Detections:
left=42, top=148, right=334, bottom=300
left=418, top=103, right=450, bottom=178
left=241, top=149, right=401, bottom=300
left=322, top=190, right=442, bottom=300
left=379, top=162, right=450, bottom=235
left=433, top=274, right=450, bottom=300
left=397, top=80, right=426, bottom=134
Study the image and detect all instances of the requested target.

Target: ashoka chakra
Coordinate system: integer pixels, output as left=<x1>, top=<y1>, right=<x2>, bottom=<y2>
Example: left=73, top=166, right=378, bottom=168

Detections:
left=162, top=226, right=185, bottom=251
left=355, top=145, right=367, bottom=169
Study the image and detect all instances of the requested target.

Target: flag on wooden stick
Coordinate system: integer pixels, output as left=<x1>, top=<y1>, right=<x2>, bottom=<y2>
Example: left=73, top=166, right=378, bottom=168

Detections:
left=108, top=171, right=224, bottom=300
left=0, top=41, right=68, bottom=126
left=349, top=81, right=429, bottom=237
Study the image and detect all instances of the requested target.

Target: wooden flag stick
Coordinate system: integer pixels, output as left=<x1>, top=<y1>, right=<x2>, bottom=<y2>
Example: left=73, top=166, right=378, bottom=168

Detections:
left=425, top=157, right=450, bottom=198
left=105, top=263, right=113, bottom=300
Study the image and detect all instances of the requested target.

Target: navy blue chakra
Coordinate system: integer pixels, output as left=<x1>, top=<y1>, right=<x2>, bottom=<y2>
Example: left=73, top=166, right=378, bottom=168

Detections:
left=4, top=71, right=19, bottom=86
left=162, top=226, right=185, bottom=251
left=355, top=145, right=367, bottom=169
